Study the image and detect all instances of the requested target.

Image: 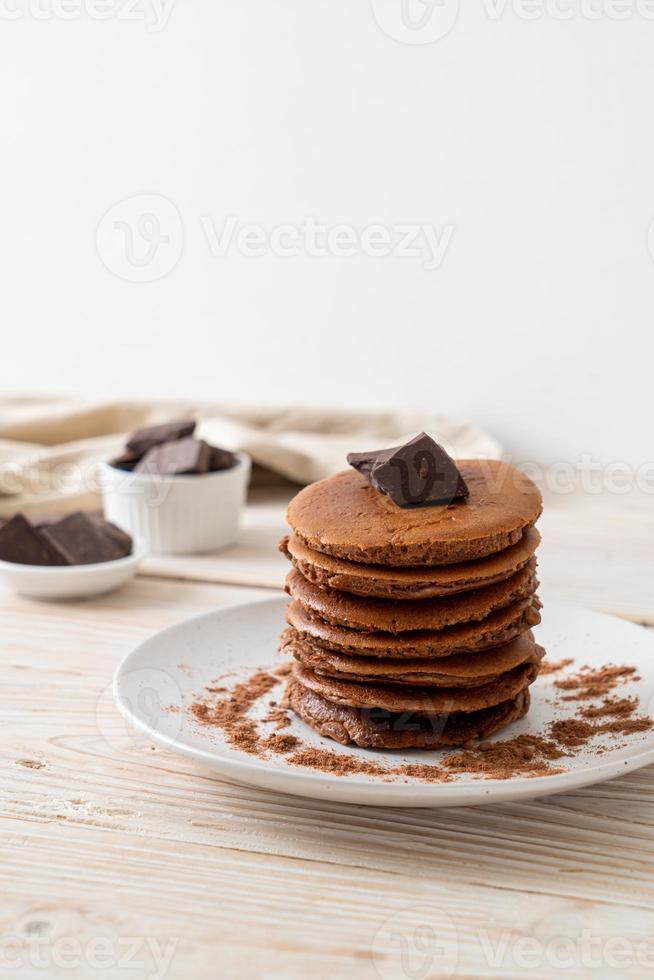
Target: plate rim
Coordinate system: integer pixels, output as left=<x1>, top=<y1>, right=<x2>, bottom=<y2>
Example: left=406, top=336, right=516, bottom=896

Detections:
left=112, top=595, right=654, bottom=806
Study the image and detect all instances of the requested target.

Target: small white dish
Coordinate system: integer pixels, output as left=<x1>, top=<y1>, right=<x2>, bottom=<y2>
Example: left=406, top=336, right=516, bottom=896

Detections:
left=114, top=597, right=654, bottom=807
left=0, top=538, right=146, bottom=600
left=100, top=453, right=251, bottom=555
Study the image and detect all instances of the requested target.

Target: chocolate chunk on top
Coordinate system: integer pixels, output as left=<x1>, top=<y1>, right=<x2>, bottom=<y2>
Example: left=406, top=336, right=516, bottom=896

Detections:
left=0, top=514, right=72, bottom=566
left=126, top=419, right=196, bottom=456
left=347, top=432, right=469, bottom=508
left=134, top=437, right=213, bottom=476
left=41, top=512, right=129, bottom=565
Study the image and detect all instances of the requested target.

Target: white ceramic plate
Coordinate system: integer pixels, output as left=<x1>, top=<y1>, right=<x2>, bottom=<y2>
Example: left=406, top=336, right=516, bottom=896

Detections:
left=113, top=597, right=654, bottom=807
left=0, top=539, right=147, bottom=600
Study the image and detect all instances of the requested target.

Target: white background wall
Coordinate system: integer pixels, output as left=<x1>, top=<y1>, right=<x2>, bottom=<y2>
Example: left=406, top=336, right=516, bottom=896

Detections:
left=1, top=0, right=653, bottom=465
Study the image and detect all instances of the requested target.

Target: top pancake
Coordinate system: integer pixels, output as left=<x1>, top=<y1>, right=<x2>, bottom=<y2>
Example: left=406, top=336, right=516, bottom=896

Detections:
left=281, top=526, right=540, bottom=600
left=287, top=460, right=542, bottom=566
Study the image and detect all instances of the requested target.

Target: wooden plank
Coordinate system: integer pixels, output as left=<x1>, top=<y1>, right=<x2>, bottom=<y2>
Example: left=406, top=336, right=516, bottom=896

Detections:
left=2, top=582, right=654, bottom=913
left=538, top=490, right=654, bottom=624
left=4, top=819, right=654, bottom=979
left=3, top=520, right=654, bottom=978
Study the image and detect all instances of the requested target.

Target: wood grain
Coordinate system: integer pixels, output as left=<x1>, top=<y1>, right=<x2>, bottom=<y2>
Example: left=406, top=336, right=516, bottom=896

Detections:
left=3, top=487, right=654, bottom=978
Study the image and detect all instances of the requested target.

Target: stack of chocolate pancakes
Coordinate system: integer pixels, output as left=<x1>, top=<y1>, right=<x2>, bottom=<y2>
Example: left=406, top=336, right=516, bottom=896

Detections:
left=279, top=435, right=545, bottom=749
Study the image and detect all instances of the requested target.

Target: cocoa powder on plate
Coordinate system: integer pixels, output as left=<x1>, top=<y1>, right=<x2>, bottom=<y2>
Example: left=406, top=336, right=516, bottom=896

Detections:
left=189, top=660, right=653, bottom=782
left=554, top=664, right=638, bottom=700
left=190, top=668, right=278, bottom=755
left=539, top=658, right=575, bottom=676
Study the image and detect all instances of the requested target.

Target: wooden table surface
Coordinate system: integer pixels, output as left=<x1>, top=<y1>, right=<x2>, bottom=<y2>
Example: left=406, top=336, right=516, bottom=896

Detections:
left=3, top=485, right=654, bottom=979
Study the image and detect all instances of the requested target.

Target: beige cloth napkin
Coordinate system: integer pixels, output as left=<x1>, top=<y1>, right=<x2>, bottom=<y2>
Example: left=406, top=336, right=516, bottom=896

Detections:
left=0, top=396, right=501, bottom=517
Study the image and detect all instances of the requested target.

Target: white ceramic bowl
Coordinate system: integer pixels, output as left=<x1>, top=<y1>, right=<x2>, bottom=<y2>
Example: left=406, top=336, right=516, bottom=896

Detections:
left=99, top=452, right=251, bottom=555
left=0, top=539, right=146, bottom=600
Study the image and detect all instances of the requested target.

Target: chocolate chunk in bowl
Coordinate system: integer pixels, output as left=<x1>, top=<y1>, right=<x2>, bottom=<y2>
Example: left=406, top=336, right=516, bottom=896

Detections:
left=41, top=512, right=132, bottom=565
left=126, top=419, right=197, bottom=456
left=0, top=514, right=71, bottom=566
left=135, top=437, right=214, bottom=476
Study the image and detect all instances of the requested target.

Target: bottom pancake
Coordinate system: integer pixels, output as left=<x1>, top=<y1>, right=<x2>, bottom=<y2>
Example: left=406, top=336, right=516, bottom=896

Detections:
left=285, top=679, right=531, bottom=749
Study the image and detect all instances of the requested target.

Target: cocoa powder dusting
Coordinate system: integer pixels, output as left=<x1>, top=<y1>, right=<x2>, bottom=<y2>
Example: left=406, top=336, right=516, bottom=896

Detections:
left=286, top=747, right=389, bottom=777
left=190, top=669, right=279, bottom=756
left=549, top=718, right=596, bottom=747
left=262, top=733, right=300, bottom=753
left=394, top=763, right=450, bottom=782
left=539, top=657, right=574, bottom=676
left=442, top=735, right=566, bottom=780
left=263, top=706, right=292, bottom=729
left=189, top=659, right=653, bottom=782
left=555, top=664, right=638, bottom=700
left=580, top=696, right=638, bottom=720
left=551, top=714, right=653, bottom=748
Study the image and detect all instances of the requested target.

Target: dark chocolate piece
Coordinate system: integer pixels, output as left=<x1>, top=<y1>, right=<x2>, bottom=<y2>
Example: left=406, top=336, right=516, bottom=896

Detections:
left=126, top=419, right=196, bottom=456
left=209, top=446, right=237, bottom=472
left=110, top=450, right=143, bottom=472
left=89, top=515, right=133, bottom=557
left=41, top=512, right=128, bottom=565
left=134, top=437, right=213, bottom=476
left=347, top=432, right=469, bottom=508
left=0, top=514, right=72, bottom=566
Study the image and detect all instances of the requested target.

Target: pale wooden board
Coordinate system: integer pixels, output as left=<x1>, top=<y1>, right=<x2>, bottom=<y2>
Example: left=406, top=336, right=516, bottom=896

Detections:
left=537, top=488, right=654, bottom=625
left=3, top=577, right=654, bottom=978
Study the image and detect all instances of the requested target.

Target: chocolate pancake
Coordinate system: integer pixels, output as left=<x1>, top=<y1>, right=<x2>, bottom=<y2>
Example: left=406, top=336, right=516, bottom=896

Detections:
left=287, top=460, right=542, bottom=566
left=285, top=595, right=542, bottom=659
left=285, top=680, right=531, bottom=748
left=281, top=526, right=540, bottom=600
left=282, top=630, right=544, bottom=688
left=293, top=661, right=540, bottom=715
left=285, top=560, right=538, bottom=633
